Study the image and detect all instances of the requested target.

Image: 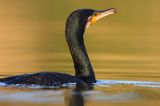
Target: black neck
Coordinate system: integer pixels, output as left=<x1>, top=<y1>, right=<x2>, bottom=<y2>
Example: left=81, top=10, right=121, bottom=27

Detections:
left=65, top=15, right=96, bottom=83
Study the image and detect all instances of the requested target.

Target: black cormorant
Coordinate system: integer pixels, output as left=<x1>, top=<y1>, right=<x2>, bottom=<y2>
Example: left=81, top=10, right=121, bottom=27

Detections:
left=0, top=8, right=116, bottom=86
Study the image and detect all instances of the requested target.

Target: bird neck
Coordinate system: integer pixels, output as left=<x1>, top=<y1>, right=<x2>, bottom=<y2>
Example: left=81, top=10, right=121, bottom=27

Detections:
left=65, top=18, right=96, bottom=83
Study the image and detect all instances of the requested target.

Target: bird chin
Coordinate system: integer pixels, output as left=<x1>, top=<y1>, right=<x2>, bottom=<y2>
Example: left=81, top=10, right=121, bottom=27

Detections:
left=86, top=16, right=92, bottom=28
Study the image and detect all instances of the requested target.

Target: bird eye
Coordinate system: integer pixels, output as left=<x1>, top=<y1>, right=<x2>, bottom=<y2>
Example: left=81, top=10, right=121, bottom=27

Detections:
left=93, top=12, right=97, bottom=16
left=93, top=12, right=100, bottom=16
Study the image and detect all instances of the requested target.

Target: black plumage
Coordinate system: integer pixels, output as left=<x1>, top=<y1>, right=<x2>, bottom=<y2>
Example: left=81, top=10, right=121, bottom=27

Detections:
left=0, top=72, right=82, bottom=86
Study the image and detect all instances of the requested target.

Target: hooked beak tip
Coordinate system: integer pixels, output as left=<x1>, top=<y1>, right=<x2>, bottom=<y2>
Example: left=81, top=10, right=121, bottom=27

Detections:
left=111, top=8, right=117, bottom=13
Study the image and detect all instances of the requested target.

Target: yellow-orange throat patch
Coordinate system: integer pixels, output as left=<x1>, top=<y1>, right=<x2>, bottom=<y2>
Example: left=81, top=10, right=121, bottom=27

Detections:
left=91, top=16, right=97, bottom=25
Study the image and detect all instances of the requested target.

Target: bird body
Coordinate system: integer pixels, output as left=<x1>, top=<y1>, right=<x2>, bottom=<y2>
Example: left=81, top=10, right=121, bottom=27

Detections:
left=0, top=72, right=82, bottom=86
left=0, top=8, right=116, bottom=86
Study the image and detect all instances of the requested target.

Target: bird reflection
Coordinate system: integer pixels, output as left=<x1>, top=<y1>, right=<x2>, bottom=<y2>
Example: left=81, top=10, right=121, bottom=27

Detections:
left=67, top=82, right=93, bottom=106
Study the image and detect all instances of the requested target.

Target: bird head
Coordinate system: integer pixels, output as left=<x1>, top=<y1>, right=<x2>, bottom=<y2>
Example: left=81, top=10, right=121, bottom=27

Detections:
left=85, top=8, right=116, bottom=28
left=65, top=8, right=116, bottom=39
left=66, top=8, right=116, bottom=30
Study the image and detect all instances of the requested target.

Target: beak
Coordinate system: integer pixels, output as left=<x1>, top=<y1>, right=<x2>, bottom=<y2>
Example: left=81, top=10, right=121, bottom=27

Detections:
left=86, top=8, right=116, bottom=28
left=96, top=8, right=116, bottom=21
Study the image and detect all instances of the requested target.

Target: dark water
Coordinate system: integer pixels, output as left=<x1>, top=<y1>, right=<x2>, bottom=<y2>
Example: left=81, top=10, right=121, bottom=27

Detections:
left=0, top=0, right=160, bottom=106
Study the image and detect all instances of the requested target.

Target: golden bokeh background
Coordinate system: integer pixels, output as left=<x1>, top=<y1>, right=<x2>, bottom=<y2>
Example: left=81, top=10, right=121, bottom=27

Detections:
left=0, top=0, right=160, bottom=81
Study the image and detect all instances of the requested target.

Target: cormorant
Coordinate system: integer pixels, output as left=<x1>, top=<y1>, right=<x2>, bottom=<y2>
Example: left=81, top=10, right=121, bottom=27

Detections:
left=0, top=8, right=116, bottom=86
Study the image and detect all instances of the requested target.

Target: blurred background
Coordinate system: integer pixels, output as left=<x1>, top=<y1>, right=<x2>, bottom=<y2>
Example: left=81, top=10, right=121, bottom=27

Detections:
left=0, top=0, right=160, bottom=81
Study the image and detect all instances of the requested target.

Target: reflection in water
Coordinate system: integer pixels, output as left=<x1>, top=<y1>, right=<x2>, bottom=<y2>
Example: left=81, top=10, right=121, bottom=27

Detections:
left=66, top=82, right=141, bottom=106
left=68, top=91, right=84, bottom=106
left=67, top=83, right=93, bottom=106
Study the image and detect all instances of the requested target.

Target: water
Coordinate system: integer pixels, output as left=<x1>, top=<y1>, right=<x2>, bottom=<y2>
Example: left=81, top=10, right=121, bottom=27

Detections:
left=0, top=53, right=160, bottom=106
left=0, top=0, right=160, bottom=106
left=0, top=80, right=160, bottom=106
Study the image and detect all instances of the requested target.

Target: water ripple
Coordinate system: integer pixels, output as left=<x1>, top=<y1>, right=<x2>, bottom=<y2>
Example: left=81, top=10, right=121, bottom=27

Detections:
left=96, top=80, right=160, bottom=88
left=0, top=80, right=160, bottom=88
